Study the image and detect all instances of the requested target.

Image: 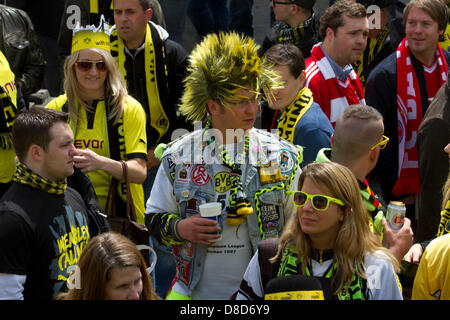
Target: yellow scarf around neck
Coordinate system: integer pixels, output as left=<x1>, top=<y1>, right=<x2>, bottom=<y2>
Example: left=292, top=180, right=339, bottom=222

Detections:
left=111, top=23, right=169, bottom=145
left=353, top=25, right=389, bottom=87
left=277, top=86, right=313, bottom=143
left=13, top=161, right=67, bottom=195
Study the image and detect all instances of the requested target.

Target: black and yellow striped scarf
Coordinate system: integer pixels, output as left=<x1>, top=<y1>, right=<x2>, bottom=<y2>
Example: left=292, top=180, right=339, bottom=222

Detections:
left=110, top=23, right=169, bottom=146
left=12, top=161, right=67, bottom=195
left=278, top=13, right=315, bottom=46
left=204, top=119, right=253, bottom=225
left=276, top=87, right=313, bottom=143
left=353, top=25, right=390, bottom=87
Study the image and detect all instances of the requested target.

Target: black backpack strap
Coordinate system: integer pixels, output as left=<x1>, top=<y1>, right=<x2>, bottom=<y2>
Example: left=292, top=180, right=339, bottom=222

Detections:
left=67, top=167, right=112, bottom=236
left=104, top=100, right=128, bottom=217
left=0, top=201, right=35, bottom=231
left=258, top=237, right=280, bottom=291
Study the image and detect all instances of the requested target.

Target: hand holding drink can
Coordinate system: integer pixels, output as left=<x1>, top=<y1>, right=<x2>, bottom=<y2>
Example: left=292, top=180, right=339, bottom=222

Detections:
left=386, top=201, right=406, bottom=231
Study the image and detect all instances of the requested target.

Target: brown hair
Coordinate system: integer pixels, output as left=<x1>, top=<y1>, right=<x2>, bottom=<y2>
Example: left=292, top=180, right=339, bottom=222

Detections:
left=403, top=0, right=449, bottom=33
left=12, top=107, right=69, bottom=162
left=319, top=0, right=368, bottom=40
left=263, top=43, right=305, bottom=78
left=58, top=232, right=160, bottom=300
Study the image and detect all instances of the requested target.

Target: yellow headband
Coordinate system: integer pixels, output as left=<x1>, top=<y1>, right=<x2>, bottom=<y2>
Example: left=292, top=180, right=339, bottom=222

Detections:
left=71, top=15, right=111, bottom=53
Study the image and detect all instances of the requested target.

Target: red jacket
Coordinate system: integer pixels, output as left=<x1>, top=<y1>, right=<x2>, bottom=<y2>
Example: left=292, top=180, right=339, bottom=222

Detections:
left=305, top=44, right=365, bottom=127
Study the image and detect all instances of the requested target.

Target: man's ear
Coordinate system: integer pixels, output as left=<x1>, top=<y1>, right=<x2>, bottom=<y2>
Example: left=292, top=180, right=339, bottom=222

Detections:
left=325, top=26, right=335, bottom=41
left=330, top=133, right=334, bottom=147
left=297, top=70, right=306, bottom=88
left=369, top=147, right=380, bottom=162
left=29, top=144, right=43, bottom=162
left=145, top=8, right=153, bottom=22
left=207, top=100, right=221, bottom=116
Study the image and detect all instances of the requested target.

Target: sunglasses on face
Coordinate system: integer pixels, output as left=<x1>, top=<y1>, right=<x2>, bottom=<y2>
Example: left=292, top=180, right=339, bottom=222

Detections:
left=370, top=135, right=390, bottom=151
left=76, top=60, right=107, bottom=72
left=292, top=191, right=345, bottom=211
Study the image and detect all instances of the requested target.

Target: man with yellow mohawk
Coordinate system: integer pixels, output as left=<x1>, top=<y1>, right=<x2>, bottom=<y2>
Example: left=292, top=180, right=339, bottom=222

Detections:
left=146, top=31, right=302, bottom=300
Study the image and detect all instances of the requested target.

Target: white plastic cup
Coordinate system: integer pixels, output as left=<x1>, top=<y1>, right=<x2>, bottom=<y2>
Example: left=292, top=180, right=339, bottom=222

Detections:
left=199, top=202, right=223, bottom=242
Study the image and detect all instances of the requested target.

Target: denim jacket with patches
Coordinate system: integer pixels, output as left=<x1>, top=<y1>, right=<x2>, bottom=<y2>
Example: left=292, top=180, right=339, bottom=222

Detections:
left=145, top=128, right=302, bottom=295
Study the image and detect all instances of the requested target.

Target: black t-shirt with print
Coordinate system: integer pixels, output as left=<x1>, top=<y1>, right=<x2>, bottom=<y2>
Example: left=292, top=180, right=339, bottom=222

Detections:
left=0, top=182, right=90, bottom=299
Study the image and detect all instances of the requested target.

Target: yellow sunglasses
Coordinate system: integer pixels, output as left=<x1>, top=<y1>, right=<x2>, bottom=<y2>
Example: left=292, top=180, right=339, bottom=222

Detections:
left=292, top=191, right=345, bottom=211
left=370, top=135, right=390, bottom=151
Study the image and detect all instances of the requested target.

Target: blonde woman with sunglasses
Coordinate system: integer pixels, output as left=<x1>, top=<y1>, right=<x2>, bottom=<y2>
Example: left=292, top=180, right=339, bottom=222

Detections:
left=316, top=104, right=414, bottom=263
left=234, top=162, right=402, bottom=300
left=45, top=19, right=148, bottom=224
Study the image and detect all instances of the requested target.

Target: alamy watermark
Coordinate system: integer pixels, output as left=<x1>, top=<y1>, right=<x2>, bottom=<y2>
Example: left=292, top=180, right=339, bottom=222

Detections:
left=367, top=5, right=384, bottom=30
left=64, top=5, right=385, bottom=30
left=166, top=121, right=286, bottom=166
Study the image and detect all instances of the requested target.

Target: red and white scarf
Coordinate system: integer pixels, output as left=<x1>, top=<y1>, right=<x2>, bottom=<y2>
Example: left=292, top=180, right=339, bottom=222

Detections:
left=305, top=43, right=365, bottom=126
left=393, top=38, right=448, bottom=197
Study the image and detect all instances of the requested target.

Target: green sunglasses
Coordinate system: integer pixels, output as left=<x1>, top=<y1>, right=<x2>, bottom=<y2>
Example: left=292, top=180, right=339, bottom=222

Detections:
left=292, top=191, right=345, bottom=211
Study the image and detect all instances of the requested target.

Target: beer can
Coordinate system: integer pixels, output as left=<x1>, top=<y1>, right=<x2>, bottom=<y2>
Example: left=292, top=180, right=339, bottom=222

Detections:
left=386, top=201, right=406, bottom=230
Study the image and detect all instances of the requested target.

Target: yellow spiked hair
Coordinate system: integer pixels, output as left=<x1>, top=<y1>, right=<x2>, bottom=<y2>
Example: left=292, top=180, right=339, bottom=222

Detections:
left=179, top=32, right=282, bottom=122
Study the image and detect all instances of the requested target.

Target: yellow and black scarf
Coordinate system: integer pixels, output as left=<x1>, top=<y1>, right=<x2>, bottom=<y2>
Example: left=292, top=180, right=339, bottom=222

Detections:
left=12, top=161, right=67, bottom=195
left=353, top=25, right=390, bottom=87
left=204, top=119, right=253, bottom=225
left=278, top=13, right=315, bottom=46
left=276, top=87, right=313, bottom=143
left=110, top=23, right=169, bottom=146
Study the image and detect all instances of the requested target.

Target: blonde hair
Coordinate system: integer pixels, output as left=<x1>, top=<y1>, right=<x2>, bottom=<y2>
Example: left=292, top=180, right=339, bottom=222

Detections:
left=57, top=232, right=160, bottom=300
left=63, top=48, right=128, bottom=125
left=271, top=162, right=399, bottom=294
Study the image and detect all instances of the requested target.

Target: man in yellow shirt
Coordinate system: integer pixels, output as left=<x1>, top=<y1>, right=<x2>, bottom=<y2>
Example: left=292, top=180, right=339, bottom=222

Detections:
left=0, top=50, right=18, bottom=197
left=412, top=233, right=450, bottom=300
